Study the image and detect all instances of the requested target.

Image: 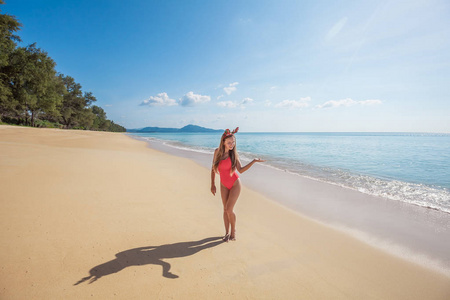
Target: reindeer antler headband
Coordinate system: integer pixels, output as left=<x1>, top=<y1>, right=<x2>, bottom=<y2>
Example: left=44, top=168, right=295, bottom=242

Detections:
left=223, top=127, right=239, bottom=138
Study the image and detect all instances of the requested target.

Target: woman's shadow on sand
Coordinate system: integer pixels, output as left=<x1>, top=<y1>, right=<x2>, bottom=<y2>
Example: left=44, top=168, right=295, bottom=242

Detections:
left=74, top=236, right=223, bottom=285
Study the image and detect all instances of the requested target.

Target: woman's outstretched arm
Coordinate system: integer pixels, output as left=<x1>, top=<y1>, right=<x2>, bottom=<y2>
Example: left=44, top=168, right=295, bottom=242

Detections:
left=210, top=149, right=218, bottom=195
left=236, top=157, right=265, bottom=174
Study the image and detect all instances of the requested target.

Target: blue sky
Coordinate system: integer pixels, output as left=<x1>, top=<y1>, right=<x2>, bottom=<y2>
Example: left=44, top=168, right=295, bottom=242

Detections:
left=4, top=0, right=450, bottom=132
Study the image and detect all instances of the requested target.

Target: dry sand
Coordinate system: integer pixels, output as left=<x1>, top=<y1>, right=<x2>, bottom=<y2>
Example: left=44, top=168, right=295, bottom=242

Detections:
left=1, top=125, right=449, bottom=299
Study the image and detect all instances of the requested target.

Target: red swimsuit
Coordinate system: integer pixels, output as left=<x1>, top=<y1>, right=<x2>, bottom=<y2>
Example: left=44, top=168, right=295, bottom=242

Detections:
left=218, top=157, right=239, bottom=189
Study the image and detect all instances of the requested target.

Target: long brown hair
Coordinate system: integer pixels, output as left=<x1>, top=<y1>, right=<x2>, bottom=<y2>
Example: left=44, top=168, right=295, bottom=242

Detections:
left=213, top=134, right=238, bottom=174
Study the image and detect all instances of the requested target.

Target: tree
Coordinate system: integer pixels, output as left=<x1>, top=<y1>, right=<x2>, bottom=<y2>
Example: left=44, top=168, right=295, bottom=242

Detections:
left=40, top=74, right=65, bottom=124
left=59, top=75, right=97, bottom=128
left=108, top=120, right=126, bottom=132
left=91, top=105, right=108, bottom=130
left=7, top=44, right=63, bottom=126
left=0, top=0, right=22, bottom=119
left=90, top=105, right=125, bottom=132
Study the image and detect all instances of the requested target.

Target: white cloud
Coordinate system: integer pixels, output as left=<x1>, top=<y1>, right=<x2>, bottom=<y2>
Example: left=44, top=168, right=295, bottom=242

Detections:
left=223, top=82, right=239, bottom=95
left=315, top=98, right=382, bottom=109
left=140, top=92, right=177, bottom=107
left=360, top=99, right=383, bottom=106
left=241, top=97, right=254, bottom=105
left=217, top=97, right=254, bottom=109
left=217, top=101, right=238, bottom=108
left=217, top=95, right=224, bottom=100
left=264, top=100, right=272, bottom=107
left=326, top=17, right=348, bottom=41
left=180, top=91, right=211, bottom=107
left=316, top=98, right=356, bottom=109
left=275, top=97, right=311, bottom=109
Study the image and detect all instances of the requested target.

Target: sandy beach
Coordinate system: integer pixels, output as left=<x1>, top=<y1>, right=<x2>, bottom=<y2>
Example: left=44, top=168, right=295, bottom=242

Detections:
left=1, top=125, right=449, bottom=299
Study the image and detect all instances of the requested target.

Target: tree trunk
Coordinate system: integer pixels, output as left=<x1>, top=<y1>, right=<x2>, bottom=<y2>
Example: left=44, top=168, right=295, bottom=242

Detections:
left=61, top=116, right=67, bottom=128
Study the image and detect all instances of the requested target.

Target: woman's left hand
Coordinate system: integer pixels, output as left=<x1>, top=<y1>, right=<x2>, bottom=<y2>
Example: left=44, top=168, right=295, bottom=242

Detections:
left=253, top=158, right=266, bottom=163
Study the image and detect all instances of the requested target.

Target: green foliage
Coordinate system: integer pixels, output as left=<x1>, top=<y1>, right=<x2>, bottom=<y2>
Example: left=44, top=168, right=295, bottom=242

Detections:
left=108, top=121, right=126, bottom=132
left=0, top=2, right=21, bottom=115
left=59, top=75, right=82, bottom=127
left=91, top=105, right=108, bottom=130
left=0, top=2, right=125, bottom=132
left=34, top=119, right=62, bottom=128
left=0, top=1, right=21, bottom=66
left=7, top=44, right=63, bottom=126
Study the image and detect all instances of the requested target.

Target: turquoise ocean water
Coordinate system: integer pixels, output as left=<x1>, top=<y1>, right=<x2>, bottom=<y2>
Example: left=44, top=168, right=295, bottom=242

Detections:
left=129, top=132, right=450, bottom=214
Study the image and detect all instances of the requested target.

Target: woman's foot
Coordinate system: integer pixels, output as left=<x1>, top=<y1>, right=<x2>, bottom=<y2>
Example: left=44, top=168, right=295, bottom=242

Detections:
left=229, top=231, right=236, bottom=241
left=222, top=234, right=230, bottom=242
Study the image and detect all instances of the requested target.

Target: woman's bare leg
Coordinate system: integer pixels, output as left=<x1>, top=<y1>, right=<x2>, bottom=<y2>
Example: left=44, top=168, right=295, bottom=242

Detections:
left=225, top=180, right=241, bottom=240
left=220, top=184, right=230, bottom=238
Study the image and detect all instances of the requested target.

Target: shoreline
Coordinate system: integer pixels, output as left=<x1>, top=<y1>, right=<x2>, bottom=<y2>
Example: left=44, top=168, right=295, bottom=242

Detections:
left=129, top=133, right=450, bottom=277
left=127, top=132, right=450, bottom=214
left=1, top=125, right=449, bottom=299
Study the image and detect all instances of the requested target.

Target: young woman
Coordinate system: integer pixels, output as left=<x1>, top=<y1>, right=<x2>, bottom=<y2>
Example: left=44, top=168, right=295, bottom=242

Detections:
left=210, top=127, right=265, bottom=242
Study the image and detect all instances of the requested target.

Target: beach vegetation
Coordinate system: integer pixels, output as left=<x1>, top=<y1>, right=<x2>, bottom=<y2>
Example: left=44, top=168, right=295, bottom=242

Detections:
left=7, top=43, right=64, bottom=127
left=0, top=0, right=20, bottom=117
left=0, top=1, right=125, bottom=132
left=33, top=119, right=63, bottom=129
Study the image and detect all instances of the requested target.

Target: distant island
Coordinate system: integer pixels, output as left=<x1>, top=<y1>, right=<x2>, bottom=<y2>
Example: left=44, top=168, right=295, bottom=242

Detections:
left=127, top=124, right=223, bottom=133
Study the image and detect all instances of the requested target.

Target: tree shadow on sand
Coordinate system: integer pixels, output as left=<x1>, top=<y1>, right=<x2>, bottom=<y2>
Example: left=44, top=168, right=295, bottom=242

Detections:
left=74, top=236, right=223, bottom=285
